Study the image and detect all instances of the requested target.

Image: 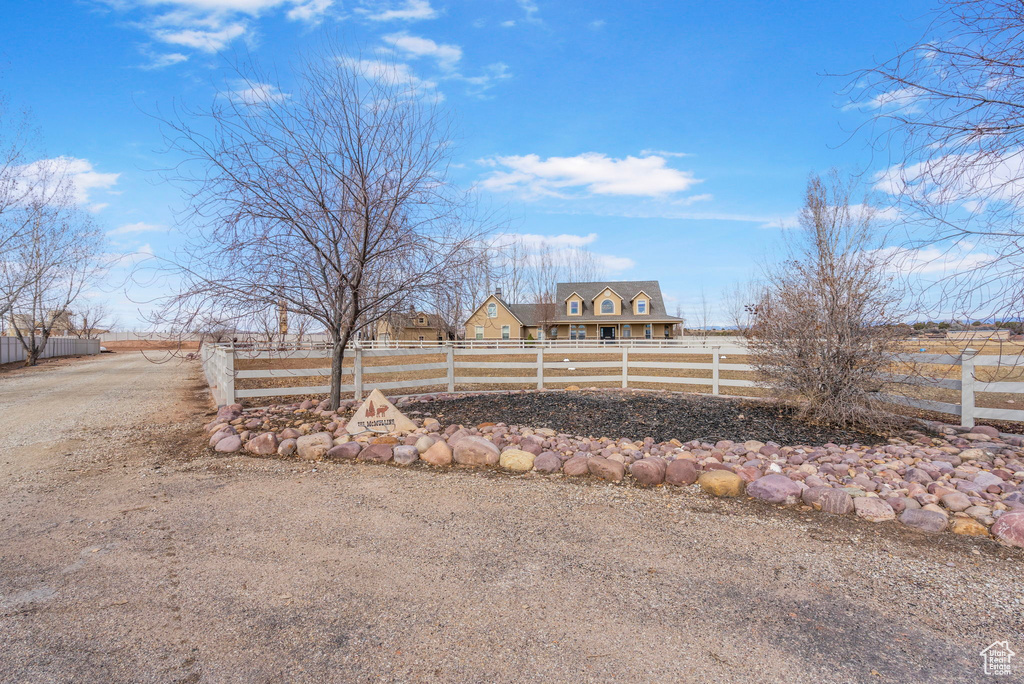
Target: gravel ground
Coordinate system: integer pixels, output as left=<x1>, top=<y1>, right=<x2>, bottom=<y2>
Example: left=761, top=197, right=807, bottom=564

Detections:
left=417, top=390, right=889, bottom=446
left=1, top=353, right=1022, bottom=683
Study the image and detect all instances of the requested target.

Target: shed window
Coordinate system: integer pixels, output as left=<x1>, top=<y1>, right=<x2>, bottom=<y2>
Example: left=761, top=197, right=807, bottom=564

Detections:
left=601, top=299, right=614, bottom=314
left=475, top=325, right=483, bottom=340
left=487, top=302, right=497, bottom=318
left=569, top=300, right=579, bottom=315
left=501, top=325, right=510, bottom=340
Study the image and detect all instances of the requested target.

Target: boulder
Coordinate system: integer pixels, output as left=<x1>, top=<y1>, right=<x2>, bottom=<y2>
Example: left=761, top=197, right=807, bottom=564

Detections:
left=414, top=435, right=436, bottom=454
left=992, top=511, right=1024, bottom=547
left=244, top=432, right=278, bottom=456
left=853, top=497, right=896, bottom=523
left=698, top=470, right=744, bottom=498
left=819, top=489, right=855, bottom=515
left=358, top=444, right=394, bottom=463
left=665, top=458, right=698, bottom=486
left=393, top=445, right=420, bottom=465
left=499, top=449, right=536, bottom=472
left=279, top=428, right=302, bottom=440
left=533, top=452, right=561, bottom=473
left=630, top=458, right=667, bottom=486
left=801, top=486, right=831, bottom=509
left=453, top=436, right=501, bottom=466
left=588, top=457, right=625, bottom=482
left=296, top=432, right=334, bottom=460
left=747, top=474, right=801, bottom=505
left=420, top=440, right=453, bottom=466
left=277, top=438, right=297, bottom=457
left=214, top=435, right=242, bottom=453
left=950, top=517, right=989, bottom=536
left=939, top=492, right=972, bottom=512
left=563, top=455, right=590, bottom=476
left=898, top=508, right=947, bottom=534
left=327, top=442, right=362, bottom=460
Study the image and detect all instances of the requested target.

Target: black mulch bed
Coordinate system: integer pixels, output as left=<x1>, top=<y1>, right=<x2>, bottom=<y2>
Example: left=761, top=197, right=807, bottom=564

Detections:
left=416, top=391, right=890, bottom=446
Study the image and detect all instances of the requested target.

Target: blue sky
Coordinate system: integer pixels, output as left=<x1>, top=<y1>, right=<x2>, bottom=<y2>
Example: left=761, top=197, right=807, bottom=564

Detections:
left=1, top=0, right=938, bottom=326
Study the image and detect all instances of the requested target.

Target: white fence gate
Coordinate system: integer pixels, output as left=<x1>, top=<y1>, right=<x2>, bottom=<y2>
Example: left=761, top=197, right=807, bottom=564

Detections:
left=0, top=336, right=101, bottom=365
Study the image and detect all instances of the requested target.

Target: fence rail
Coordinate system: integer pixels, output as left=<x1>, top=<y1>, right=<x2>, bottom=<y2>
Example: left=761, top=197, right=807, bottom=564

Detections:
left=0, top=336, right=101, bottom=365
left=198, top=342, right=1024, bottom=428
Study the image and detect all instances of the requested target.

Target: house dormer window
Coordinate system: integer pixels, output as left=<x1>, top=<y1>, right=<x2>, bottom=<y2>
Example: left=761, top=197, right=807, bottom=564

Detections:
left=601, top=299, right=614, bottom=314
left=418, top=316, right=426, bottom=325
left=569, top=301, right=579, bottom=315
left=487, top=302, right=497, bottom=318
left=637, top=299, right=647, bottom=314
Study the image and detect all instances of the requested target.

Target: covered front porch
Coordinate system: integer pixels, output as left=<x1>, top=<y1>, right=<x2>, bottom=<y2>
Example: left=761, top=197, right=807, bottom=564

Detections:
left=542, top=322, right=669, bottom=341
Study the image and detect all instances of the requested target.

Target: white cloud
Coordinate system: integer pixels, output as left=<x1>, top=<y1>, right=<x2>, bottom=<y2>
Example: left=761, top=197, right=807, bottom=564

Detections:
left=154, top=22, right=247, bottom=52
left=494, top=232, right=634, bottom=276
left=500, top=20, right=516, bottom=27
left=228, top=81, right=289, bottom=104
left=640, top=149, right=689, bottom=158
left=141, top=51, right=190, bottom=69
left=843, top=86, right=923, bottom=113
left=17, top=157, right=120, bottom=205
left=286, top=0, right=332, bottom=21
left=107, top=222, right=166, bottom=236
left=588, top=19, right=606, bottom=30
left=517, top=0, right=541, bottom=24
left=108, top=243, right=157, bottom=268
left=494, top=232, right=598, bottom=249
left=357, top=0, right=437, bottom=21
left=383, top=32, right=461, bottom=71
left=875, top=242, right=994, bottom=276
left=479, top=152, right=701, bottom=198
left=340, top=57, right=440, bottom=98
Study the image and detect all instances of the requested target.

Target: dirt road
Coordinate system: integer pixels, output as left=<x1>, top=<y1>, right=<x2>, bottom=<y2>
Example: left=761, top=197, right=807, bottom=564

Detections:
left=0, top=353, right=1021, bottom=683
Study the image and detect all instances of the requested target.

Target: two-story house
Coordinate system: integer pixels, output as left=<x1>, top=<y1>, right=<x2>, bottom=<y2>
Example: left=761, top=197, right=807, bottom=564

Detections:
left=376, top=308, right=447, bottom=344
left=464, top=281, right=683, bottom=341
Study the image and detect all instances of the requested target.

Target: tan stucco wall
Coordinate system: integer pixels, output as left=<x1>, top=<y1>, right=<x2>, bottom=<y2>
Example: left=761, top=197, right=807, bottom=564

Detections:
left=465, top=295, right=523, bottom=339
left=593, top=288, right=622, bottom=316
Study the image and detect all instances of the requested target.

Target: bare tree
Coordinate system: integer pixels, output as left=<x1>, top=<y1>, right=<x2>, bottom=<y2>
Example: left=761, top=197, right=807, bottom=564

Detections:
left=748, top=171, right=905, bottom=427
left=723, top=281, right=764, bottom=337
left=851, top=0, right=1024, bottom=322
left=153, top=43, right=491, bottom=409
left=68, top=301, right=115, bottom=339
left=6, top=161, right=106, bottom=365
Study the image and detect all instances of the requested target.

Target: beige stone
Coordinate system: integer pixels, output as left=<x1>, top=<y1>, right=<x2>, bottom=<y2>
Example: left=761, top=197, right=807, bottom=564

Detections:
left=951, top=517, right=989, bottom=537
left=697, top=470, right=744, bottom=497
left=420, top=439, right=453, bottom=466
left=346, top=389, right=417, bottom=435
left=499, top=449, right=535, bottom=472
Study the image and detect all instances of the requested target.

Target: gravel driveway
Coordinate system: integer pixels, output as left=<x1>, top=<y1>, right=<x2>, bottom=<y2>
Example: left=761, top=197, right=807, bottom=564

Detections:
left=0, top=352, right=1021, bottom=683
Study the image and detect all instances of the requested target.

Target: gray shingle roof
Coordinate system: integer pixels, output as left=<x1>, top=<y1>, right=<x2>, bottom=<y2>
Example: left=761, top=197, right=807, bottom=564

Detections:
left=501, top=281, right=682, bottom=325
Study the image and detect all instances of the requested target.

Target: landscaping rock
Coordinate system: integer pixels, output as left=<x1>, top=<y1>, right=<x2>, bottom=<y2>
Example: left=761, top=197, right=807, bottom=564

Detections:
left=296, top=432, right=334, bottom=460
left=698, top=470, right=744, bottom=497
left=630, top=458, right=667, bottom=486
left=420, top=440, right=453, bottom=466
left=588, top=457, right=625, bottom=482
left=414, top=435, right=435, bottom=454
left=533, top=451, right=561, bottom=473
left=453, top=436, right=500, bottom=466
left=499, top=449, right=535, bottom=472
left=853, top=497, right=895, bottom=522
left=992, top=511, right=1024, bottom=547
left=563, top=455, right=590, bottom=476
left=393, top=445, right=419, bottom=465
left=214, top=435, right=241, bottom=453
left=244, top=432, right=278, bottom=456
left=277, top=438, right=296, bottom=457
left=898, top=508, right=948, bottom=534
left=327, top=442, right=362, bottom=460
left=819, top=489, right=855, bottom=515
left=358, top=444, right=394, bottom=463
left=950, top=517, right=989, bottom=536
left=747, top=474, right=801, bottom=505
left=665, top=458, right=697, bottom=486
left=801, top=486, right=830, bottom=509
left=940, top=492, right=971, bottom=512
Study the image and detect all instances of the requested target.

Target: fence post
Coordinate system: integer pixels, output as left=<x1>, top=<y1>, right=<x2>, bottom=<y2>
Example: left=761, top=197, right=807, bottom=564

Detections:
left=224, top=345, right=236, bottom=405
left=355, top=346, right=364, bottom=402
left=622, top=347, right=629, bottom=388
left=960, top=348, right=977, bottom=428
left=712, top=346, right=720, bottom=396
left=537, top=348, right=544, bottom=390
left=447, top=346, right=455, bottom=393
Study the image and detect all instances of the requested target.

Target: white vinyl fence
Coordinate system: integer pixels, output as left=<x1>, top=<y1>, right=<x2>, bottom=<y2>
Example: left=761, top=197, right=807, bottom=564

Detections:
left=201, top=342, right=754, bottom=407
left=0, top=336, right=101, bottom=365
left=199, top=343, right=1024, bottom=429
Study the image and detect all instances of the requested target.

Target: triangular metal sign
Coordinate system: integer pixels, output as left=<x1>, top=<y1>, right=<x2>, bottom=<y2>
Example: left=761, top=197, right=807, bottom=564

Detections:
left=347, top=389, right=417, bottom=435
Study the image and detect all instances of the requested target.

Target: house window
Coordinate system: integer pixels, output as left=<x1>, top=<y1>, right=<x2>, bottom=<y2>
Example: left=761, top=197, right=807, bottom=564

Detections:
left=601, top=299, right=614, bottom=314
left=637, top=299, right=647, bottom=314
left=664, top=326, right=671, bottom=338
left=501, top=325, right=510, bottom=340
left=623, top=325, right=631, bottom=338
left=549, top=326, right=558, bottom=338
left=475, top=325, right=483, bottom=340
left=645, top=324, right=652, bottom=339
left=487, top=302, right=497, bottom=318
left=418, top=336, right=424, bottom=341
left=570, top=324, right=587, bottom=340
left=569, top=300, right=579, bottom=315
left=418, top=316, right=426, bottom=324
